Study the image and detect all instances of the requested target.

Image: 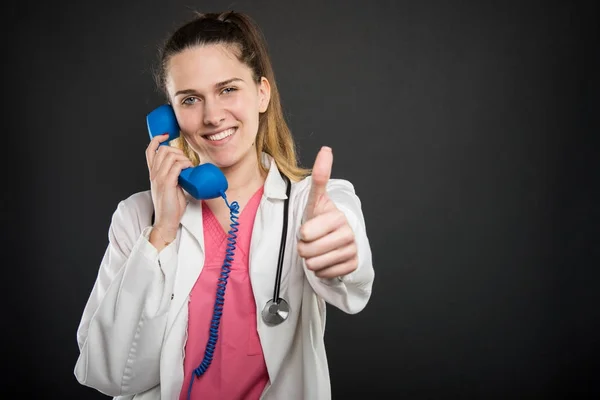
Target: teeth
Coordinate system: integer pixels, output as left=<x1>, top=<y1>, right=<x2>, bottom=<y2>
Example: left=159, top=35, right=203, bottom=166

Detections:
left=206, top=128, right=235, bottom=141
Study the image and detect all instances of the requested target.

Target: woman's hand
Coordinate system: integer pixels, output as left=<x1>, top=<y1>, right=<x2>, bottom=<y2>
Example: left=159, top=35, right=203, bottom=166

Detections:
left=145, top=134, right=194, bottom=249
left=297, top=147, right=358, bottom=279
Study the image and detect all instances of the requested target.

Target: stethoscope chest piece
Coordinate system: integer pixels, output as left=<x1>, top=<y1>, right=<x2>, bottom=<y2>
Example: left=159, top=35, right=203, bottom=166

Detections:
left=261, top=298, right=290, bottom=326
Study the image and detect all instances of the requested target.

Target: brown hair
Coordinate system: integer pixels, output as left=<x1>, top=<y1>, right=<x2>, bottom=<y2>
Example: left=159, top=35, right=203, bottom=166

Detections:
left=153, top=11, right=310, bottom=181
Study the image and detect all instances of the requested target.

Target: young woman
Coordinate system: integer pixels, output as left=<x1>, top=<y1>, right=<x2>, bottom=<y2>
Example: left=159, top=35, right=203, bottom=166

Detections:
left=74, top=11, right=374, bottom=400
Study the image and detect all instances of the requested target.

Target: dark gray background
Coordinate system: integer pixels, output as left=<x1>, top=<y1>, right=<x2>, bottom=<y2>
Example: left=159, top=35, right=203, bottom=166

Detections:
left=5, top=0, right=599, bottom=398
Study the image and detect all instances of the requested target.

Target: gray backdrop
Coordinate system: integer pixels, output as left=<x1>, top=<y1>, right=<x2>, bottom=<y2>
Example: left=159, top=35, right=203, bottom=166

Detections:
left=5, top=0, right=599, bottom=398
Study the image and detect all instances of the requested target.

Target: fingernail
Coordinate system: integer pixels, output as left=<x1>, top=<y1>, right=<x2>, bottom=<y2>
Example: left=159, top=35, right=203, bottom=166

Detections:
left=322, top=146, right=331, bottom=151
left=296, top=228, right=304, bottom=241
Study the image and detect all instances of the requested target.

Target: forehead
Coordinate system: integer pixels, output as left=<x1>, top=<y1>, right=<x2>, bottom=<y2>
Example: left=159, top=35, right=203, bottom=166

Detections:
left=166, top=44, right=251, bottom=90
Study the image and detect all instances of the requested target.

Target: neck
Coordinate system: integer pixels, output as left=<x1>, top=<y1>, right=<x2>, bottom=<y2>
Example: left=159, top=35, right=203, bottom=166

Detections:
left=220, top=151, right=266, bottom=202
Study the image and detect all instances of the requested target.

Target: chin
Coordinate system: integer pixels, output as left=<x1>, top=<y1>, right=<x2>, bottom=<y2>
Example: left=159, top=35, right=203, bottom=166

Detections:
left=206, top=153, right=241, bottom=169
left=201, top=147, right=256, bottom=170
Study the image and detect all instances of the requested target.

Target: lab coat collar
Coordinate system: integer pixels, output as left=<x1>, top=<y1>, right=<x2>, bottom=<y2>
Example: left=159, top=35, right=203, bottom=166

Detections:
left=261, top=152, right=288, bottom=200
left=179, top=153, right=288, bottom=244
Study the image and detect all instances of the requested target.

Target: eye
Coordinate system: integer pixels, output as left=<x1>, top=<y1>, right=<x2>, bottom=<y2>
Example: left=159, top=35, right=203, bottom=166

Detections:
left=182, top=96, right=199, bottom=105
left=221, top=87, right=238, bottom=95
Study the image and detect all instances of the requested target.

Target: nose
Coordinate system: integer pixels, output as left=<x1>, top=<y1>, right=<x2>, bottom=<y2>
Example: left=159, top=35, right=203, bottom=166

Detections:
left=203, top=99, right=225, bottom=126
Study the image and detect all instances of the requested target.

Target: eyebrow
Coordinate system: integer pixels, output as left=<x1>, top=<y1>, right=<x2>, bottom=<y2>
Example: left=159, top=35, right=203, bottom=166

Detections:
left=174, top=78, right=244, bottom=97
left=216, top=77, right=244, bottom=88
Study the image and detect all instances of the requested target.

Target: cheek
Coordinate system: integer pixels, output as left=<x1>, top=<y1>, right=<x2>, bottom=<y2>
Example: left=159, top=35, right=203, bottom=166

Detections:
left=232, top=96, right=261, bottom=126
left=177, top=111, right=202, bottom=135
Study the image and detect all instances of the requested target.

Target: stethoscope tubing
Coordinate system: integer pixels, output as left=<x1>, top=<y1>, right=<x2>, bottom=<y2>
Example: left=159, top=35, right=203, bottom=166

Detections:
left=272, top=176, right=291, bottom=303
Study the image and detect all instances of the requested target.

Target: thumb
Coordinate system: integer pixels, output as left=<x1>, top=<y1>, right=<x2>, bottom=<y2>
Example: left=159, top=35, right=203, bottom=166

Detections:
left=305, top=146, right=333, bottom=220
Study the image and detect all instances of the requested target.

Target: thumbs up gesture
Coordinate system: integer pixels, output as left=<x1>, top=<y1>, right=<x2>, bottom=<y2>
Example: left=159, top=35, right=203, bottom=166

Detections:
left=297, top=147, right=358, bottom=279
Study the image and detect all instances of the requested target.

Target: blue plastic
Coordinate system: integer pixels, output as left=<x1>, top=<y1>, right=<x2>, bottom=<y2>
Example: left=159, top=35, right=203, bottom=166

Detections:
left=179, top=164, right=228, bottom=200
left=146, top=104, right=181, bottom=144
left=146, top=104, right=228, bottom=200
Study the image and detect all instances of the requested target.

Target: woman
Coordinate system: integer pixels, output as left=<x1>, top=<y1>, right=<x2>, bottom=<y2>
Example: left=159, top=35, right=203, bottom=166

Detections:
left=74, top=11, right=374, bottom=400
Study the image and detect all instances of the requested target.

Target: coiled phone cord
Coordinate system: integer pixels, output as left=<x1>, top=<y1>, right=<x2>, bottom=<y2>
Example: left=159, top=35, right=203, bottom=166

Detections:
left=187, top=193, right=239, bottom=400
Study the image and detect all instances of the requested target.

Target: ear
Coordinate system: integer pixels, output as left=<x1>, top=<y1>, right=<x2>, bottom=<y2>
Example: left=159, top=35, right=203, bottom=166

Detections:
left=258, top=77, right=271, bottom=113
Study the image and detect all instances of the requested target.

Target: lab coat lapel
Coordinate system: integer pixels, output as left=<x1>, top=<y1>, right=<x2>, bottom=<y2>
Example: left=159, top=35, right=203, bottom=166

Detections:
left=166, top=199, right=205, bottom=333
left=249, top=156, right=289, bottom=287
left=249, top=157, right=290, bottom=382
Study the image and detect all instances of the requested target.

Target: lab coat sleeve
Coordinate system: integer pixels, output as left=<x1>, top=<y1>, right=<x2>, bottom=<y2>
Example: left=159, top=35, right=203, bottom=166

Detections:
left=74, top=194, right=177, bottom=396
left=300, top=178, right=375, bottom=314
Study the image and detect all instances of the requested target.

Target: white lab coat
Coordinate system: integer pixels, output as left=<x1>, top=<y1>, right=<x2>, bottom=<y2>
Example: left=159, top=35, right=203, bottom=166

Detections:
left=74, top=154, right=374, bottom=399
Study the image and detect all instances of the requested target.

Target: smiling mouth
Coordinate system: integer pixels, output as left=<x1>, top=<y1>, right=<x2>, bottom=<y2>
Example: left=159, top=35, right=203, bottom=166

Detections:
left=204, top=127, right=237, bottom=141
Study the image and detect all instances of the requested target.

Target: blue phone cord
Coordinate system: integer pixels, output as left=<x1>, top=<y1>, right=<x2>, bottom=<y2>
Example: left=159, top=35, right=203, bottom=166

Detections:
left=187, top=192, right=239, bottom=400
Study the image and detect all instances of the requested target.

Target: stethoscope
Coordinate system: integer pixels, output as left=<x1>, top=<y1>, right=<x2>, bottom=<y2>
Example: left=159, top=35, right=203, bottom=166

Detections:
left=260, top=175, right=291, bottom=326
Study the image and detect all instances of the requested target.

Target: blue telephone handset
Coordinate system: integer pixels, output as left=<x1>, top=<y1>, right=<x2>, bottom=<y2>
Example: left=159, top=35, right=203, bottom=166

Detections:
left=146, top=104, right=239, bottom=398
left=146, top=104, right=228, bottom=200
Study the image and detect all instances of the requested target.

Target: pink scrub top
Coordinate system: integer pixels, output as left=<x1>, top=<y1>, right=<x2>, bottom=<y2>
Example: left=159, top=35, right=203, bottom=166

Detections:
left=179, top=186, right=269, bottom=400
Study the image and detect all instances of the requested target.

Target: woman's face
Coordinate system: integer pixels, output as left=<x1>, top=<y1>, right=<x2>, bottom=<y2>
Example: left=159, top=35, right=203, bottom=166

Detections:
left=166, top=44, right=270, bottom=169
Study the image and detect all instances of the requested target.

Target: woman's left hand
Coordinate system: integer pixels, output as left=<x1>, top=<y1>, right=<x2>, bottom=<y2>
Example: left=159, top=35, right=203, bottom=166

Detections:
left=297, top=147, right=358, bottom=279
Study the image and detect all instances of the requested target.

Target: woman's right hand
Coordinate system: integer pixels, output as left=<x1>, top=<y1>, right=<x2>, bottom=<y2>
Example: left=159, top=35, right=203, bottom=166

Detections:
left=145, top=134, right=194, bottom=248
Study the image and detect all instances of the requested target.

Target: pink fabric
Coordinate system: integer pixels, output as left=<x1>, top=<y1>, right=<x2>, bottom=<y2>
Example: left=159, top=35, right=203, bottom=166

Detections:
left=179, top=186, right=269, bottom=400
